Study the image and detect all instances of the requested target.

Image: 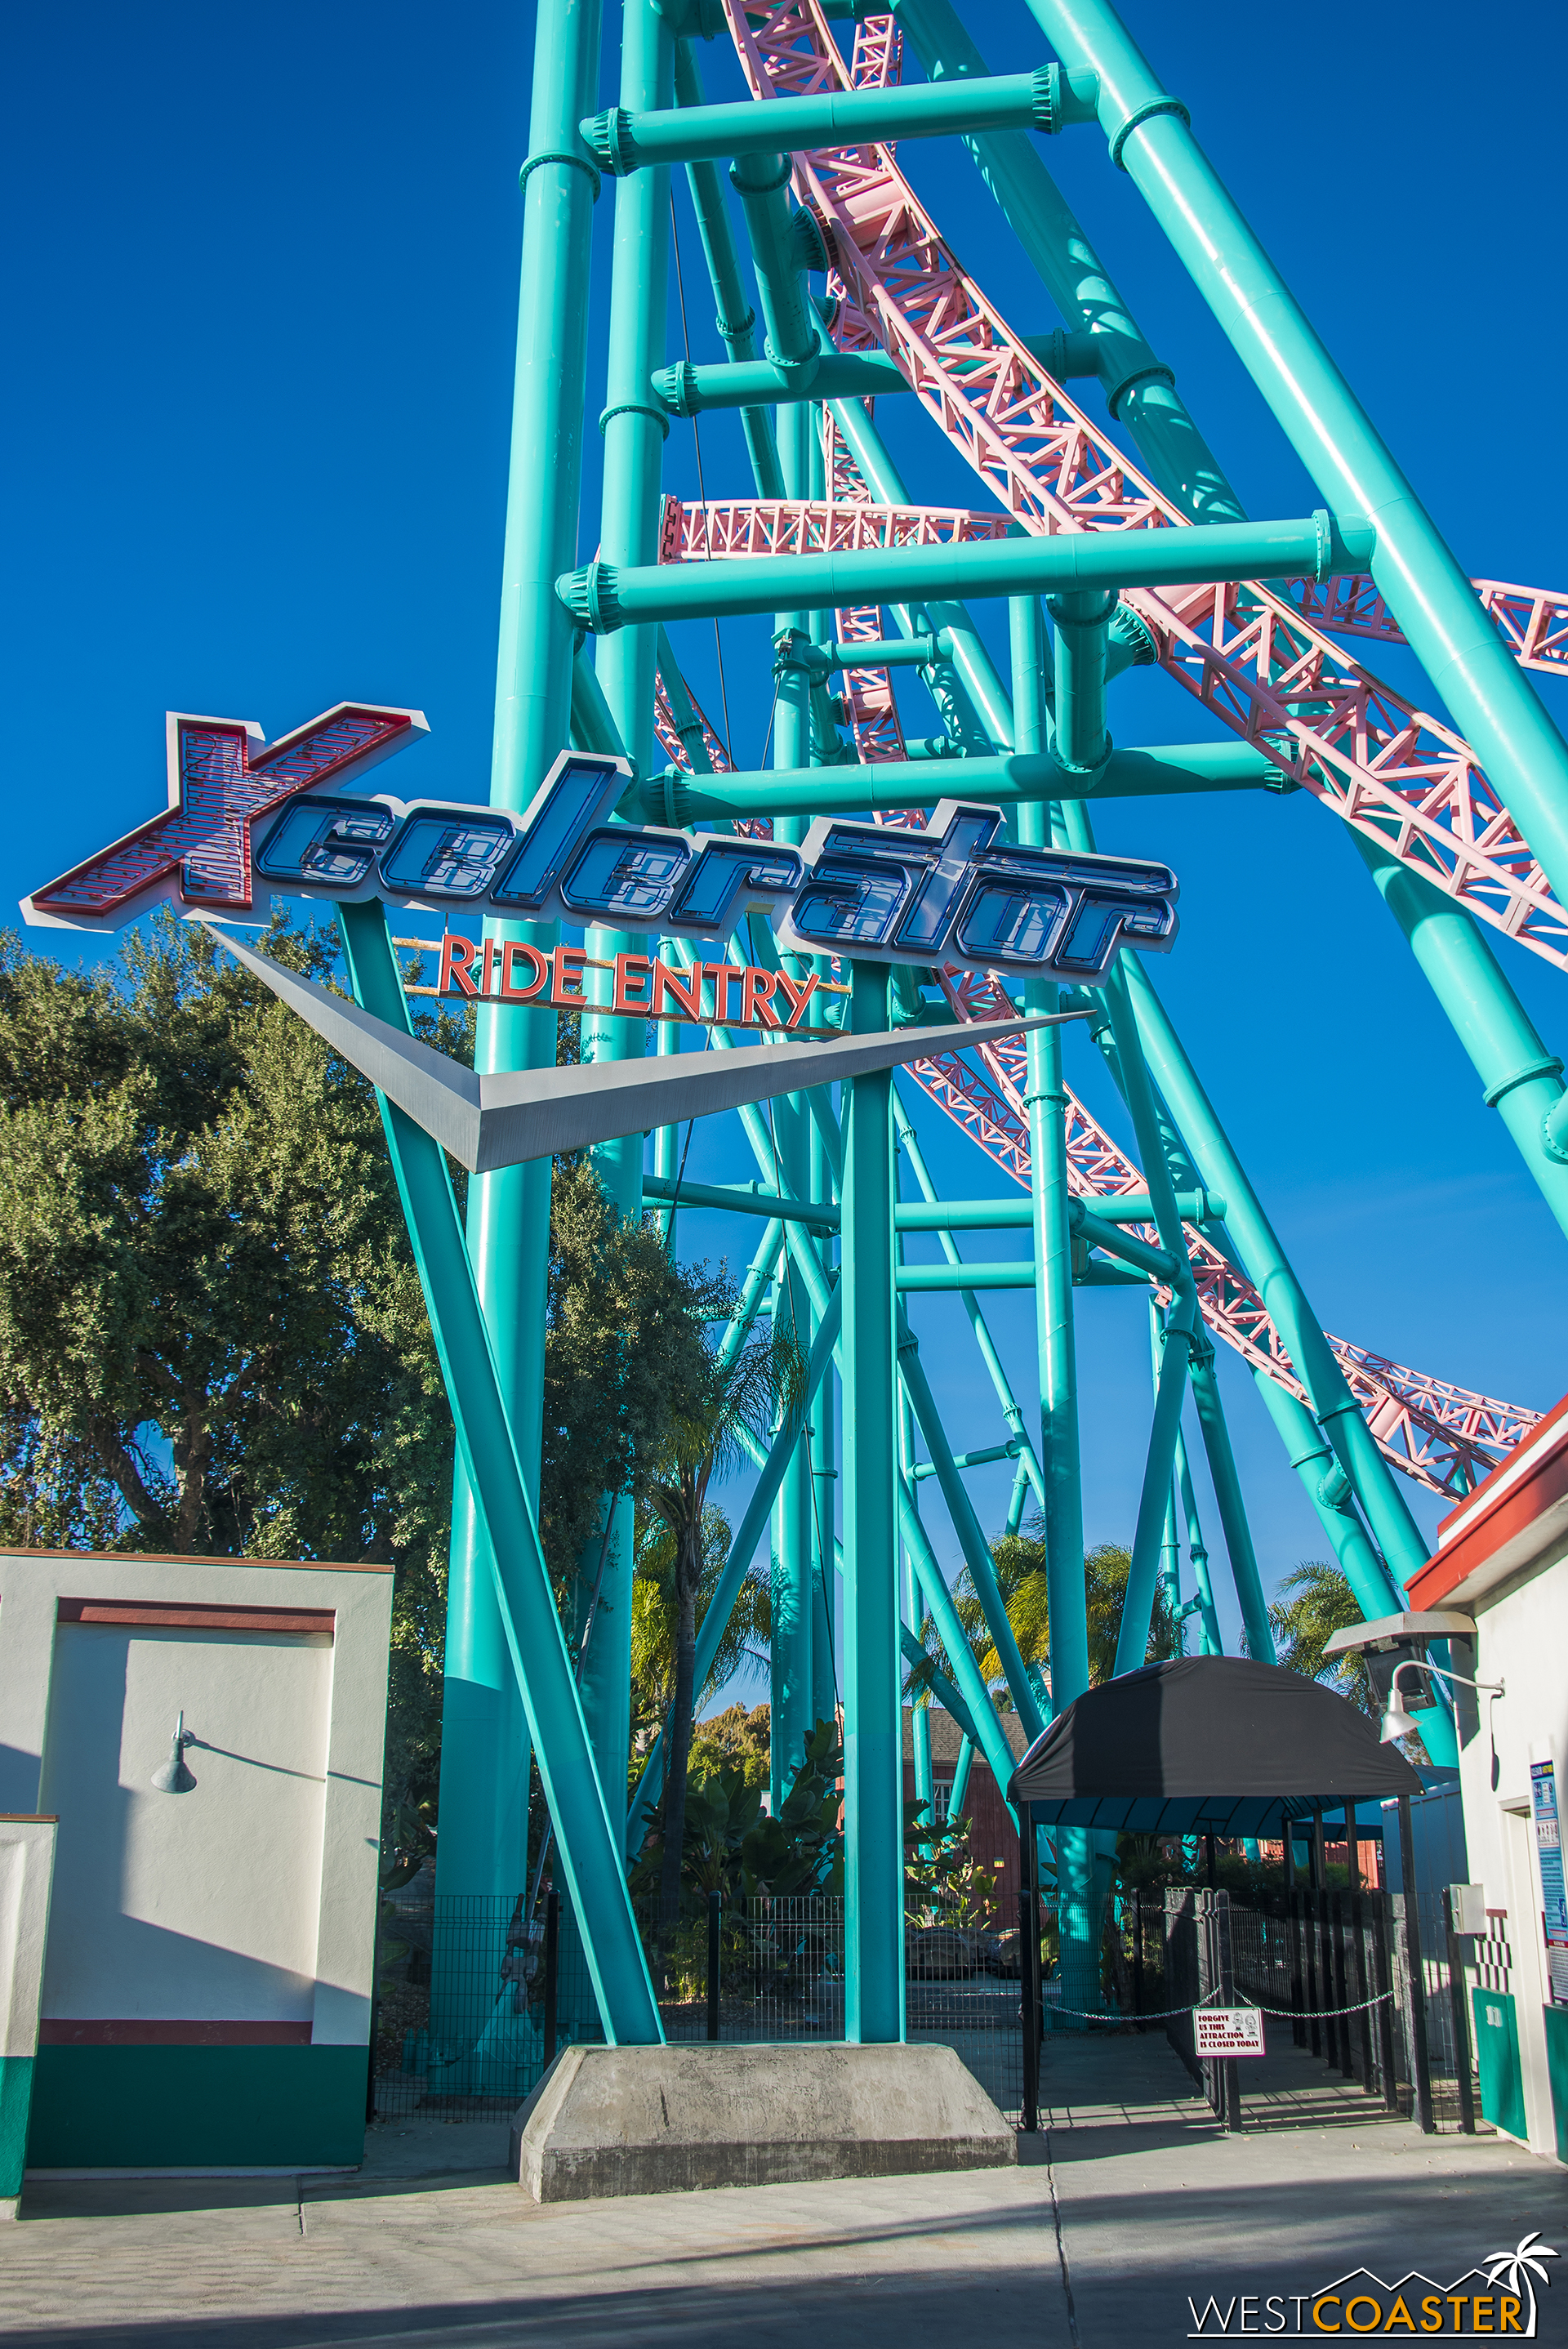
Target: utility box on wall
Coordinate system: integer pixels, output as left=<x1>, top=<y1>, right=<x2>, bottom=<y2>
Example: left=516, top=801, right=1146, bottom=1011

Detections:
left=0, top=1549, right=392, bottom=2173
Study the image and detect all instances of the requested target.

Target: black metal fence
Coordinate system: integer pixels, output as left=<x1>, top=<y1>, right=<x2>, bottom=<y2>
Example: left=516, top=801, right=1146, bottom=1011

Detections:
left=1148, top=1885, right=1478, bottom=2134
left=371, top=1882, right=1031, bottom=2122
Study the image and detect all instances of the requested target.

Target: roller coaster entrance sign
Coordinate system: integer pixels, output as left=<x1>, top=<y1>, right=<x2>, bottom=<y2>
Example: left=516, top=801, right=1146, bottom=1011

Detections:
left=21, top=708, right=1179, bottom=987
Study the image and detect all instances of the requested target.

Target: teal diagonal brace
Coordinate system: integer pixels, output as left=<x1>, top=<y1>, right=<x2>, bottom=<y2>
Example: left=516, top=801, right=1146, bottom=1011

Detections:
left=336, top=900, right=662, bottom=2047
left=626, top=1285, right=843, bottom=1851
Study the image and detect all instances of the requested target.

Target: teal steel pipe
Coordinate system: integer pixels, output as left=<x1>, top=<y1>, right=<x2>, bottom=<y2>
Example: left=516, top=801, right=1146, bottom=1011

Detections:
left=894, top=1092, right=1047, bottom=1511
left=577, top=0, right=671, bottom=1807
left=641, top=1173, right=839, bottom=1228
left=728, top=151, right=822, bottom=384
left=827, top=399, right=1016, bottom=750
left=1025, top=0, right=1568, bottom=921
left=627, top=1284, right=841, bottom=1849
left=672, top=43, right=784, bottom=498
left=899, top=1321, right=1047, bottom=1747
left=1010, top=604, right=1089, bottom=1736
left=1186, top=1340, right=1275, bottom=1665
left=948, top=1733, right=975, bottom=1820
left=339, top=902, right=661, bottom=2043
left=585, top=65, right=1084, bottom=174
left=901, top=1318, right=935, bottom=1852
left=898, top=1262, right=1034, bottom=1290
left=653, top=332, right=1100, bottom=415
left=808, top=1067, right=840, bottom=1732
left=442, top=0, right=604, bottom=1907
left=778, top=630, right=951, bottom=675
left=630, top=736, right=1285, bottom=822
left=1245, top=1367, right=1454, bottom=1764
left=896, top=1192, right=1216, bottom=1230
left=887, top=0, right=1245, bottom=524
left=1118, top=952, right=1432, bottom=1593
left=893, top=1479, right=1022, bottom=1796
left=561, top=510, right=1371, bottom=630
left=1348, top=831, right=1568, bottom=1242
left=1049, top=589, right=1117, bottom=775
left=911, top=1440, right=1022, bottom=1478
left=842, top=965, right=905, bottom=2043
left=1115, top=1296, right=1196, bottom=1674
left=900, top=1626, right=981, bottom=1753
left=1068, top=1201, right=1174, bottom=1280
left=1005, top=1457, right=1031, bottom=1536
left=1173, top=1422, right=1222, bottom=1654
left=771, top=1090, right=816, bottom=1809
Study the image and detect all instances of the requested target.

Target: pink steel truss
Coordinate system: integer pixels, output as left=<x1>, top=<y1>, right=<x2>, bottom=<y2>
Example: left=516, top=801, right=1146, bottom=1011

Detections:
left=822, top=411, right=910, bottom=768
left=1282, top=574, right=1568, bottom=680
left=653, top=667, right=734, bottom=779
left=718, top=1, right=1568, bottom=974
left=910, top=965, right=1537, bottom=1499
left=658, top=493, right=1009, bottom=559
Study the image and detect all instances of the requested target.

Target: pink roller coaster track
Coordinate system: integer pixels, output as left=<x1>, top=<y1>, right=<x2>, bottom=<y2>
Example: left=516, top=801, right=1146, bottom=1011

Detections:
left=651, top=3, right=1544, bottom=1500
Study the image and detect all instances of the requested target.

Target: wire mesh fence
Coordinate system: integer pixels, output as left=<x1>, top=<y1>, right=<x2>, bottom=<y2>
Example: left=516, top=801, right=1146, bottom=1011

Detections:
left=371, top=1881, right=1032, bottom=2122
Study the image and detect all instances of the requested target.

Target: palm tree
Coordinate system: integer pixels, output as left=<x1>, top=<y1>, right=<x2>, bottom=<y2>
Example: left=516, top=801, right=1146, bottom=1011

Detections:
left=1267, top=1562, right=1374, bottom=1712
left=912, top=1523, right=1178, bottom=1709
left=1483, top=2231, right=1559, bottom=2331
left=629, top=1504, right=771, bottom=1754
left=644, top=1301, right=803, bottom=1924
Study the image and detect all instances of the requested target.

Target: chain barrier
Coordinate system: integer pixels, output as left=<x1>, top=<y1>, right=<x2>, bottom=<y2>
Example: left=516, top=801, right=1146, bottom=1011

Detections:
left=1043, top=1989, right=1394, bottom=2024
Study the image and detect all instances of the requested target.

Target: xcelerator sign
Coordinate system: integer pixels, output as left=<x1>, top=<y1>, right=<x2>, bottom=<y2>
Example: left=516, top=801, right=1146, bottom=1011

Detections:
left=22, top=710, right=1179, bottom=987
left=1185, top=2232, right=1559, bottom=2338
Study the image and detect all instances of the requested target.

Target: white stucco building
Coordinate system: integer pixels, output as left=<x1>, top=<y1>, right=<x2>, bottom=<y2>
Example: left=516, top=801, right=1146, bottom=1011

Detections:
left=1410, top=1397, right=1568, bottom=2162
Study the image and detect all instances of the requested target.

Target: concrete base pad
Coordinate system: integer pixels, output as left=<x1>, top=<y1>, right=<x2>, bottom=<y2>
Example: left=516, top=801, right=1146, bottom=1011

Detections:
left=509, top=2042, right=1017, bottom=2203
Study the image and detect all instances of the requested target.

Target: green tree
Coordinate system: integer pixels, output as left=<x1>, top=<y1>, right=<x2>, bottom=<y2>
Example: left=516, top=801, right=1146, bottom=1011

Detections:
left=629, top=1509, right=770, bottom=1763
left=1267, top=1560, right=1374, bottom=1712
left=912, top=1522, right=1178, bottom=1709
left=643, top=1294, right=803, bottom=1922
left=0, top=915, right=458, bottom=1830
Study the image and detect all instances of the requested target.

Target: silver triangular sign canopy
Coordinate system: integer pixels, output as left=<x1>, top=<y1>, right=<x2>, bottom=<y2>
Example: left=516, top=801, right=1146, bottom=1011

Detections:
left=206, top=923, right=1084, bottom=1173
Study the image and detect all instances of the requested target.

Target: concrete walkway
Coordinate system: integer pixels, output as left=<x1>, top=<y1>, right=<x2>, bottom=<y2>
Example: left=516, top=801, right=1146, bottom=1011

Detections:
left=5, top=2036, right=1564, bottom=2347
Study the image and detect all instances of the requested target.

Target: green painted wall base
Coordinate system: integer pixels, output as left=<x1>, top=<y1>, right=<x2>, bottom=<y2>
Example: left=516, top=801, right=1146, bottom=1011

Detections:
left=27, top=2045, right=368, bottom=2172
left=1472, top=1986, right=1527, bottom=2142
left=0, top=2054, right=35, bottom=2198
left=1543, top=2001, right=1568, bottom=2164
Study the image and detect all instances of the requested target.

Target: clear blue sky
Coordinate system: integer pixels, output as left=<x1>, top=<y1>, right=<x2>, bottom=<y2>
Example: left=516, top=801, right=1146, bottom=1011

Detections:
left=6, top=1, right=1568, bottom=1674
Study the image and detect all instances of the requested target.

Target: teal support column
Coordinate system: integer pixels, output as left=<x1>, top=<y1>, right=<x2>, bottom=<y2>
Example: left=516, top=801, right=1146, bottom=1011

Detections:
left=768, top=395, right=818, bottom=1807
left=898, top=1221, right=933, bottom=1855
left=887, top=0, right=1244, bottom=524
left=949, top=1736, right=975, bottom=1821
left=577, top=0, right=670, bottom=1815
left=629, top=1283, right=840, bottom=1850
left=1025, top=0, right=1568, bottom=920
left=339, top=903, right=661, bottom=2044
left=898, top=1332, right=1047, bottom=1745
left=770, top=1078, right=815, bottom=1808
left=1006, top=1455, right=1031, bottom=1536
left=842, top=963, right=905, bottom=2044
left=439, top=0, right=603, bottom=1904
left=1173, top=1425, right=1223, bottom=1654
left=1048, top=590, right=1116, bottom=776
left=828, top=398, right=1013, bottom=750
left=1348, top=831, right=1568, bottom=1243
left=672, top=42, right=784, bottom=499
left=808, top=1082, right=840, bottom=1732
left=1116, top=1292, right=1198, bottom=1674
left=1185, top=1339, right=1274, bottom=1664
left=893, top=1090, right=1046, bottom=1510
left=1012, top=592, right=1097, bottom=2026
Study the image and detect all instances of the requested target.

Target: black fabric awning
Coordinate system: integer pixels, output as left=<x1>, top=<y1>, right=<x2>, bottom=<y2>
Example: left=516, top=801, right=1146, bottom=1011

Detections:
left=1007, top=1656, right=1423, bottom=1834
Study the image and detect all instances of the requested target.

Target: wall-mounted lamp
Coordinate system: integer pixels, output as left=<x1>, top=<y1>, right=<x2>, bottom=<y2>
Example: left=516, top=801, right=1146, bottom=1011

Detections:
left=1381, top=1657, right=1503, bottom=1745
left=150, top=1710, right=198, bottom=1794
